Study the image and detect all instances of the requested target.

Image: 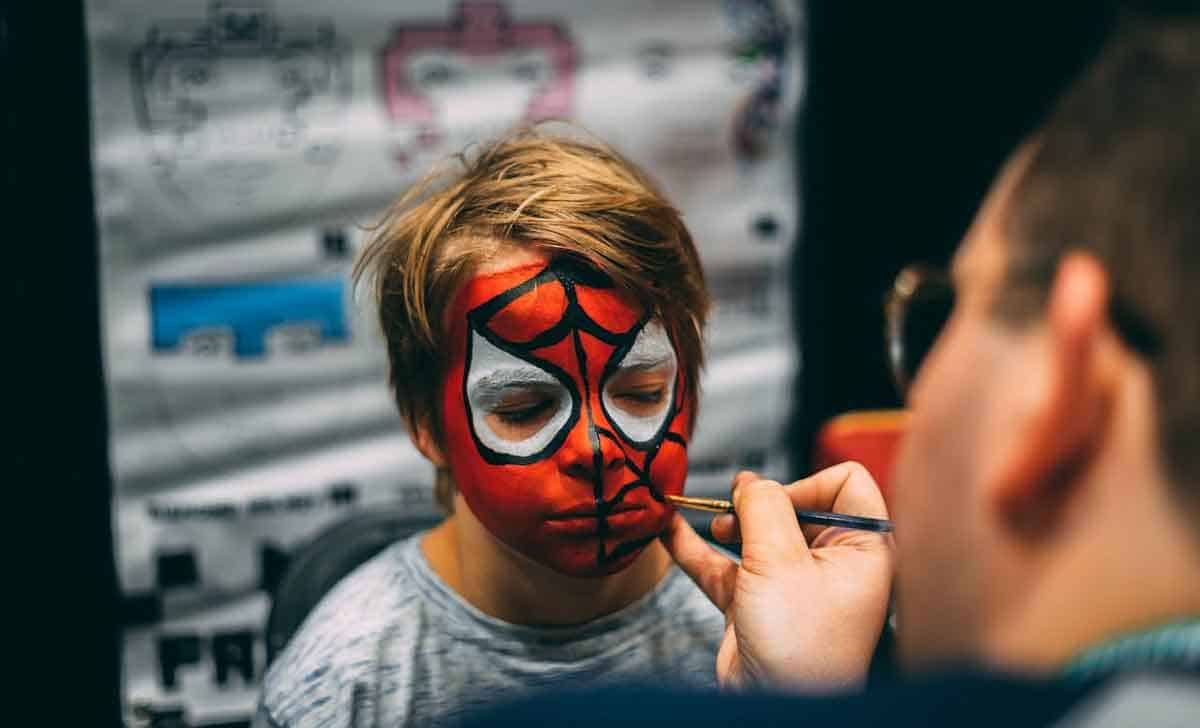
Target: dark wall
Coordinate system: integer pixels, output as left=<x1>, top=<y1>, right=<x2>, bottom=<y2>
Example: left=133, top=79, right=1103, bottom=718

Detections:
left=5, top=1, right=122, bottom=725
left=792, top=2, right=1119, bottom=467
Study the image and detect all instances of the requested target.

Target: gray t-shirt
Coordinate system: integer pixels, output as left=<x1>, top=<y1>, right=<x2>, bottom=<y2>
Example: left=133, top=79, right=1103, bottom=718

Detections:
left=255, top=533, right=724, bottom=728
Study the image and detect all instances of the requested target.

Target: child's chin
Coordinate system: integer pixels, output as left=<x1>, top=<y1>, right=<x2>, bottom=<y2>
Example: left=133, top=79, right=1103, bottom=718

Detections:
left=536, top=537, right=656, bottom=579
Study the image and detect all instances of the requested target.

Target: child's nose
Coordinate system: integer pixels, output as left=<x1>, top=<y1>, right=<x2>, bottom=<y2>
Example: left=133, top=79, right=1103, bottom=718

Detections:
left=556, top=412, right=624, bottom=486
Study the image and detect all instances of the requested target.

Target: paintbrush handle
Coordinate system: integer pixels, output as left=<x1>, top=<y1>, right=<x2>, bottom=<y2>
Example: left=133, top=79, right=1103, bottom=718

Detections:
left=794, top=509, right=893, bottom=533
left=666, top=494, right=893, bottom=534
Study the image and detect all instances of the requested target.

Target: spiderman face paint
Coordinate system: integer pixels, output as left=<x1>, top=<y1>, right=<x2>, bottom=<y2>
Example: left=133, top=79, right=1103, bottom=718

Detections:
left=441, top=257, right=691, bottom=578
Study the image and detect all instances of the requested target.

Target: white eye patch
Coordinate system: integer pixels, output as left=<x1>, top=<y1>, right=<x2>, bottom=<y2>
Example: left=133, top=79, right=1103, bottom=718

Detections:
left=601, top=321, right=678, bottom=446
left=465, top=330, right=573, bottom=458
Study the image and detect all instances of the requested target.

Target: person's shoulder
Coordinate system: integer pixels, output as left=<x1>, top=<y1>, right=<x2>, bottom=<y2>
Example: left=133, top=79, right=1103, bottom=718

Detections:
left=1057, top=670, right=1200, bottom=727
left=465, top=670, right=1104, bottom=728
left=258, top=536, right=427, bottom=727
left=284, top=534, right=425, bottom=651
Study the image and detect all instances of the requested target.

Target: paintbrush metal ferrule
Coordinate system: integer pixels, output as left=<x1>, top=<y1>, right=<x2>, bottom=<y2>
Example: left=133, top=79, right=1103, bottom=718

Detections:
left=666, top=494, right=733, bottom=513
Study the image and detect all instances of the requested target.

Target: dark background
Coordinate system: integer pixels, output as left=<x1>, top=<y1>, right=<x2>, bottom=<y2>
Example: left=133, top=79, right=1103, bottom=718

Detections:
left=793, top=2, right=1119, bottom=461
left=4, top=1, right=1165, bottom=724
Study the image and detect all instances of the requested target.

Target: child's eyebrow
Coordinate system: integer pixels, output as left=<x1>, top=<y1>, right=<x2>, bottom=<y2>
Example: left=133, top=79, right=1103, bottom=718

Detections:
left=468, top=367, right=561, bottom=407
left=614, top=350, right=675, bottom=372
left=612, top=320, right=678, bottom=374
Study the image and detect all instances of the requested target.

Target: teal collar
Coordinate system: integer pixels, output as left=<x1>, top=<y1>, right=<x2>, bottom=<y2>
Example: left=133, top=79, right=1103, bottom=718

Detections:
left=1062, top=617, right=1200, bottom=681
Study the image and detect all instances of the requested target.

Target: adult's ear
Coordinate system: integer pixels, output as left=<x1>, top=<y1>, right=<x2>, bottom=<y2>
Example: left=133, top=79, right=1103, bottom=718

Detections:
left=992, top=252, right=1120, bottom=529
left=409, top=414, right=448, bottom=468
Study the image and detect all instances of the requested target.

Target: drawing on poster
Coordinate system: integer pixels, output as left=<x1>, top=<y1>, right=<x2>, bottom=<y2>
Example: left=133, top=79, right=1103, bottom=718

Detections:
left=380, top=0, right=576, bottom=168
left=130, top=1, right=351, bottom=210
left=724, top=0, right=790, bottom=161
left=149, top=276, right=349, bottom=359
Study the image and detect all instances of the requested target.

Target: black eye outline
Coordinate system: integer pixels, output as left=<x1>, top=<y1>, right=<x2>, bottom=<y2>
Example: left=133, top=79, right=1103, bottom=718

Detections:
left=463, top=324, right=581, bottom=466
left=462, top=260, right=683, bottom=467
left=598, top=319, right=679, bottom=451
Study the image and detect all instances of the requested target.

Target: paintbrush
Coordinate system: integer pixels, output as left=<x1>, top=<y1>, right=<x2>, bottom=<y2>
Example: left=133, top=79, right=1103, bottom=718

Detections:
left=666, top=494, right=893, bottom=533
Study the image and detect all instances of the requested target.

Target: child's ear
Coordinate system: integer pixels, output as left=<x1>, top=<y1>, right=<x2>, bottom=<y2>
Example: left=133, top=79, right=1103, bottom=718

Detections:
left=409, top=415, right=448, bottom=468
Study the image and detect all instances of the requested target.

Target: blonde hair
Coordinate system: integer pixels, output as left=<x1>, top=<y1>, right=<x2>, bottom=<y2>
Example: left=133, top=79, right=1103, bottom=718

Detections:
left=354, top=128, right=710, bottom=512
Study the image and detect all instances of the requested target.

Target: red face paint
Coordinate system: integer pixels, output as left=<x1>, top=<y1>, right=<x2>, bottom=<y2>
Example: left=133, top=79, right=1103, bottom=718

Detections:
left=441, top=257, right=691, bottom=578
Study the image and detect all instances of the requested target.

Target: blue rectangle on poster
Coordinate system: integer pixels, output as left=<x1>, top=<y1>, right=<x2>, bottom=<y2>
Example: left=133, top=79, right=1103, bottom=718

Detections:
left=150, top=278, right=349, bottom=358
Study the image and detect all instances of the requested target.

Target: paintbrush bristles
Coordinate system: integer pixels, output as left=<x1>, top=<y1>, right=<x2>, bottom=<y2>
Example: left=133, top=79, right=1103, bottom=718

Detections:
left=665, top=494, right=734, bottom=513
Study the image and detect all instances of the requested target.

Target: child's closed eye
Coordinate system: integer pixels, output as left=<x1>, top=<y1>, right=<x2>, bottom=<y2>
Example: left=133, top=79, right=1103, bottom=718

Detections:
left=606, top=363, right=673, bottom=415
left=494, top=397, right=557, bottom=424
left=616, top=388, right=665, bottom=405
left=484, top=390, right=563, bottom=442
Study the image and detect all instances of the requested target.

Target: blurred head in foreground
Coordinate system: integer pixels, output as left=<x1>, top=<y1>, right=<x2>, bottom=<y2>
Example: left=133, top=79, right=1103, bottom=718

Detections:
left=893, top=18, right=1200, bottom=671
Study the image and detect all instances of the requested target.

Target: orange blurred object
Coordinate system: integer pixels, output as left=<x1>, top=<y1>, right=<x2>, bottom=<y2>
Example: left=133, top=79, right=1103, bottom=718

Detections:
left=812, top=410, right=908, bottom=501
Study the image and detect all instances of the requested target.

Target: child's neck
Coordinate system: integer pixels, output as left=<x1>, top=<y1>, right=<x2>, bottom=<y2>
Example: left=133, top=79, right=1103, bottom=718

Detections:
left=421, top=507, right=674, bottom=627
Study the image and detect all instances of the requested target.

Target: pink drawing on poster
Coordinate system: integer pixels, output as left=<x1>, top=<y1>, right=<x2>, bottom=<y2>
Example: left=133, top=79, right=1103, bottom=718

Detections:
left=380, top=1, right=576, bottom=151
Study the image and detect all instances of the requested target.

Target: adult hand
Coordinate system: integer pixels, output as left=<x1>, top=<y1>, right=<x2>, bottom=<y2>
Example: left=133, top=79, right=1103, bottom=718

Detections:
left=661, top=462, right=894, bottom=692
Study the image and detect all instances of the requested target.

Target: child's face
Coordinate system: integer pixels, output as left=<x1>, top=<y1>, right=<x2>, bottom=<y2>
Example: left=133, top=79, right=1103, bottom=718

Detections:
left=439, top=247, right=691, bottom=578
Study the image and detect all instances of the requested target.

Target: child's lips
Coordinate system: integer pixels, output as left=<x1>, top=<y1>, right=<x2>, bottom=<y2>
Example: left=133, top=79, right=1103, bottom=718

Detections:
left=548, top=500, right=644, bottom=518
left=543, top=503, right=654, bottom=535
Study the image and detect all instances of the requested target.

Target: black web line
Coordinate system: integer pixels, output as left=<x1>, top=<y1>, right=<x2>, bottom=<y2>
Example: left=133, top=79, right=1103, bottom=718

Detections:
left=468, top=258, right=686, bottom=566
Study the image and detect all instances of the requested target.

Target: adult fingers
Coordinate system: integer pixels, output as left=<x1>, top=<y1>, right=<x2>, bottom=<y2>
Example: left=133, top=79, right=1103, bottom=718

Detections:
left=732, top=477, right=810, bottom=570
left=788, top=462, right=892, bottom=549
left=730, top=469, right=760, bottom=498
left=709, top=513, right=740, bottom=544
left=784, top=461, right=889, bottom=521
left=660, top=512, right=738, bottom=612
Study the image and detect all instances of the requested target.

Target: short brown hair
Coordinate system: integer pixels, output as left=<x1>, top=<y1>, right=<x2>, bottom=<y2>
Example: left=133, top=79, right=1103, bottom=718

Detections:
left=998, top=18, right=1200, bottom=511
left=354, top=128, right=710, bottom=511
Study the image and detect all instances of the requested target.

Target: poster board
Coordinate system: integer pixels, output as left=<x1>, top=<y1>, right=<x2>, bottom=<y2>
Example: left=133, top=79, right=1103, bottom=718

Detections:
left=84, top=1, right=804, bottom=724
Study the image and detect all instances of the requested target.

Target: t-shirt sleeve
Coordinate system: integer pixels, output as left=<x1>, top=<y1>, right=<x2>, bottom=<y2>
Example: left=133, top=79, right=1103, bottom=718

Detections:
left=255, top=544, right=412, bottom=728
